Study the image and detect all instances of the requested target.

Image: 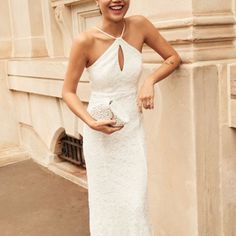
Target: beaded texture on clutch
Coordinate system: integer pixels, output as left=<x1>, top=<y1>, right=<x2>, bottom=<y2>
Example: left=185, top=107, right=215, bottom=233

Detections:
left=89, top=100, right=129, bottom=127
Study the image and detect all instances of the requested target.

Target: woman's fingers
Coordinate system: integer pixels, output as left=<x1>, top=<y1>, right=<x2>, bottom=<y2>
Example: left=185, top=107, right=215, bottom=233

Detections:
left=137, top=98, right=143, bottom=113
left=108, top=125, right=124, bottom=133
left=103, top=124, right=123, bottom=134
left=149, top=97, right=154, bottom=109
left=94, top=119, right=124, bottom=134
left=99, top=119, right=117, bottom=126
left=138, top=96, right=155, bottom=110
left=145, top=98, right=150, bottom=108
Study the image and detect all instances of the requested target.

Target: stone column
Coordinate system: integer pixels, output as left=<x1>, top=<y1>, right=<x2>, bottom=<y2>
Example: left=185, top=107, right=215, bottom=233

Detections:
left=0, top=0, right=13, bottom=58
left=136, top=0, right=236, bottom=235
left=0, top=1, right=19, bottom=147
left=9, top=0, right=48, bottom=57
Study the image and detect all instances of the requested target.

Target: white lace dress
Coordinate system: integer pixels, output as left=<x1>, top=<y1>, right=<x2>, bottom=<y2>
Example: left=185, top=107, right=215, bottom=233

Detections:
left=82, top=22, right=153, bottom=236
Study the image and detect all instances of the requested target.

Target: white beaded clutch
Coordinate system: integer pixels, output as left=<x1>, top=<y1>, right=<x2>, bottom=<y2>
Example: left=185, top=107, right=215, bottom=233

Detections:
left=89, top=100, right=129, bottom=127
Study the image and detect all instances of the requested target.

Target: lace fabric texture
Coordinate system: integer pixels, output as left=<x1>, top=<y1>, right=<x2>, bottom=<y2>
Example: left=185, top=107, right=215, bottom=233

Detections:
left=88, top=99, right=130, bottom=127
left=82, top=23, right=153, bottom=236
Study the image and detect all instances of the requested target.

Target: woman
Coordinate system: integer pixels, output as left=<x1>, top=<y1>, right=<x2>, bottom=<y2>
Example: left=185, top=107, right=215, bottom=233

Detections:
left=62, top=0, right=182, bottom=235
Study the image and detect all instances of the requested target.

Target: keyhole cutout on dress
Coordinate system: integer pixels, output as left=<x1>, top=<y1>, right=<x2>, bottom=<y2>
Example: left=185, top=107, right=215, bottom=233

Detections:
left=118, top=45, right=124, bottom=71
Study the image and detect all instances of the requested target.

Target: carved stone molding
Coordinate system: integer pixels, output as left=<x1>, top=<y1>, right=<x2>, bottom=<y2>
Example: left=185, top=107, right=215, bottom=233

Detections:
left=7, top=59, right=90, bottom=101
left=51, top=0, right=98, bottom=56
left=71, top=5, right=100, bottom=35
left=150, top=14, right=236, bottom=43
left=51, top=0, right=91, bottom=8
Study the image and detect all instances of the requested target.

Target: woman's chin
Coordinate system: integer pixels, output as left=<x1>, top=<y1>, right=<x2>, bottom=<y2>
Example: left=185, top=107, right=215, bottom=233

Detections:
left=107, top=12, right=126, bottom=21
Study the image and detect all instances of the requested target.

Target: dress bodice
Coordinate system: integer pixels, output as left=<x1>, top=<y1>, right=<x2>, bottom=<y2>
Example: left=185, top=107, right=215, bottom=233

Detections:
left=86, top=21, right=143, bottom=95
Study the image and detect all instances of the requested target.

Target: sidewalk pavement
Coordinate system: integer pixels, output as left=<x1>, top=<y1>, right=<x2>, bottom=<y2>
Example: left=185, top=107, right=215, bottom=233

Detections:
left=0, top=159, right=89, bottom=236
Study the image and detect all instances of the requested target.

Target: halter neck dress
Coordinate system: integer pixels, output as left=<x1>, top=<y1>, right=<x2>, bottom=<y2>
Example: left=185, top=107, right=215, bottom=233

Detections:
left=82, top=21, right=153, bottom=236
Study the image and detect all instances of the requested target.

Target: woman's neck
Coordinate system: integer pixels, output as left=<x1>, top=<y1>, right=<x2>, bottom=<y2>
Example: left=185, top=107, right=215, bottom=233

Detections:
left=98, top=17, right=125, bottom=37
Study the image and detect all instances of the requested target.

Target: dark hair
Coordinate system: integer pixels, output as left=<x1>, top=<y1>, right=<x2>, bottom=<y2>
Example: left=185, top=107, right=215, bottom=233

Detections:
left=99, top=8, right=102, bottom=15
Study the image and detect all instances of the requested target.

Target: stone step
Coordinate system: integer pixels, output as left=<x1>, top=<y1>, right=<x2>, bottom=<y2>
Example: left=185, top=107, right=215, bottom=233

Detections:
left=48, top=160, right=88, bottom=189
left=0, top=144, right=30, bottom=167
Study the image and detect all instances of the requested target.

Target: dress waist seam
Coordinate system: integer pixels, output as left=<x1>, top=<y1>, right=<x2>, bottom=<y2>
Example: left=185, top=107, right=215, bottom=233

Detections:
left=90, top=89, right=137, bottom=99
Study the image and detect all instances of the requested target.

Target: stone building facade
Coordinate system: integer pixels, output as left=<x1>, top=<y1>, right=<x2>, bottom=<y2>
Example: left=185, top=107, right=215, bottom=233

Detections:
left=0, top=0, right=236, bottom=235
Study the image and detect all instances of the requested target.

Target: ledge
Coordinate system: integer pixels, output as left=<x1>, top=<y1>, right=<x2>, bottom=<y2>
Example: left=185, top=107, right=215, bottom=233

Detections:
left=7, top=59, right=91, bottom=101
left=51, top=0, right=92, bottom=7
left=151, top=14, right=236, bottom=29
left=7, top=58, right=89, bottom=82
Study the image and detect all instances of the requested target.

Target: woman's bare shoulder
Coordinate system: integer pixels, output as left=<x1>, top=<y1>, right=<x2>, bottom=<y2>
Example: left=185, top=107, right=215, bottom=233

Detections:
left=126, top=15, right=160, bottom=42
left=126, top=15, right=150, bottom=27
left=125, top=15, right=154, bottom=37
left=125, top=15, right=154, bottom=42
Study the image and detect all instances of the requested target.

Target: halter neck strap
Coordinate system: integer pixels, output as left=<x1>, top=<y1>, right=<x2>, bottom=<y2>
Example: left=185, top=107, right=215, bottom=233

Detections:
left=94, top=21, right=126, bottom=39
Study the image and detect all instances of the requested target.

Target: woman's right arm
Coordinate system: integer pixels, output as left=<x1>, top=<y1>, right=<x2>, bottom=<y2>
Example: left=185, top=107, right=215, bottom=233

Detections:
left=62, top=34, right=95, bottom=126
left=61, top=33, right=123, bottom=134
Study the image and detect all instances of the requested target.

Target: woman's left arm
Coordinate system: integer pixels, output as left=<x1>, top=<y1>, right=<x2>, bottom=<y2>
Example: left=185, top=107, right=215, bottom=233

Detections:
left=137, top=16, right=182, bottom=112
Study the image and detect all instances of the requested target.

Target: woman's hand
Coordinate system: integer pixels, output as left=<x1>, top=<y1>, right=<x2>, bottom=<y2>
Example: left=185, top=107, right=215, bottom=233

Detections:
left=137, top=79, right=155, bottom=113
left=89, top=119, right=124, bottom=134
